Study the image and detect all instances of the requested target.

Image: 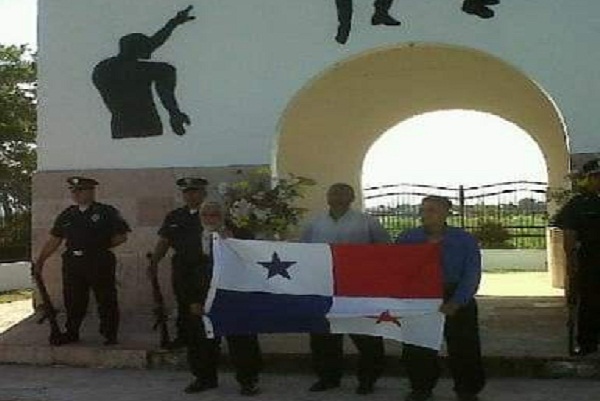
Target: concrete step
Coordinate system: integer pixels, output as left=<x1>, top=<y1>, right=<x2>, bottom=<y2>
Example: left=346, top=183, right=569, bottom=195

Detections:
left=2, top=296, right=599, bottom=378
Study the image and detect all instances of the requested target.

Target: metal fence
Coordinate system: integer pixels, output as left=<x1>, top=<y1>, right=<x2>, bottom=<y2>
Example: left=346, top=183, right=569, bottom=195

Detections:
left=364, top=181, right=548, bottom=249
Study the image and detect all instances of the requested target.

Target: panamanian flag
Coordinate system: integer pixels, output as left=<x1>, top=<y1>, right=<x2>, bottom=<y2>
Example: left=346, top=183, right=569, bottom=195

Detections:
left=204, top=237, right=445, bottom=350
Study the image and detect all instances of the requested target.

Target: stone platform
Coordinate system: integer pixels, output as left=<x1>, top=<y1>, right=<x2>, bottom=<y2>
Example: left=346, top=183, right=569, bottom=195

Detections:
left=1, top=273, right=599, bottom=378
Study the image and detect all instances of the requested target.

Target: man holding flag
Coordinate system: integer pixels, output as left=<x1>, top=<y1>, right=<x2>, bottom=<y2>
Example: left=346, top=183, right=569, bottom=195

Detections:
left=397, top=196, right=485, bottom=401
left=203, top=184, right=447, bottom=397
left=300, top=183, right=391, bottom=394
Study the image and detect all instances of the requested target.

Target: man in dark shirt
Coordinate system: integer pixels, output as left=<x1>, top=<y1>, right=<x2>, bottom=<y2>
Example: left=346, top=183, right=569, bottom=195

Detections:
left=148, top=177, right=209, bottom=348
left=553, top=159, right=600, bottom=356
left=33, top=177, right=130, bottom=345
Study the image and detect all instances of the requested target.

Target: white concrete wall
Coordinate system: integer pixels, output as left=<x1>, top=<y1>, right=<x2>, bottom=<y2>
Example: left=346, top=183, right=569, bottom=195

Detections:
left=38, top=0, right=600, bottom=171
left=482, top=249, right=547, bottom=272
left=0, top=262, right=32, bottom=292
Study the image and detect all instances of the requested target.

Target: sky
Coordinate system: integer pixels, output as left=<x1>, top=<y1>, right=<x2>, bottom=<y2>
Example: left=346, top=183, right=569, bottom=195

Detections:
left=1, top=1, right=547, bottom=190
left=0, top=0, right=37, bottom=48
left=362, top=110, right=548, bottom=188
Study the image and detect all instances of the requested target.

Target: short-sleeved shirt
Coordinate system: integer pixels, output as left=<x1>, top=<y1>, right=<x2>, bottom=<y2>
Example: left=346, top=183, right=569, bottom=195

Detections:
left=158, top=207, right=203, bottom=262
left=396, top=226, right=481, bottom=305
left=553, top=193, right=600, bottom=249
left=51, top=202, right=130, bottom=251
left=300, top=209, right=391, bottom=244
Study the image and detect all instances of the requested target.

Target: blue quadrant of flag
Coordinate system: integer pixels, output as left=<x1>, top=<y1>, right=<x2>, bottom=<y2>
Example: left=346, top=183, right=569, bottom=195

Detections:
left=207, top=289, right=332, bottom=335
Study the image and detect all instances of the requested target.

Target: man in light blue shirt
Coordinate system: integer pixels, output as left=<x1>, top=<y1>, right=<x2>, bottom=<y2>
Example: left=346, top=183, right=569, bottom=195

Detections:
left=396, top=195, right=485, bottom=401
left=301, top=183, right=390, bottom=395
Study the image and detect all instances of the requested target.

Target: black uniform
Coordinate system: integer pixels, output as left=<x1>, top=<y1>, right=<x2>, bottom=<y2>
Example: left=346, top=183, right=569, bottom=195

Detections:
left=158, top=207, right=262, bottom=387
left=554, top=192, right=600, bottom=351
left=50, top=202, right=130, bottom=342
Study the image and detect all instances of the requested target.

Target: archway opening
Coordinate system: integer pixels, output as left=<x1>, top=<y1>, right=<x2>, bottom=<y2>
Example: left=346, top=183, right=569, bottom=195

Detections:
left=361, top=109, right=561, bottom=296
left=276, top=43, right=569, bottom=292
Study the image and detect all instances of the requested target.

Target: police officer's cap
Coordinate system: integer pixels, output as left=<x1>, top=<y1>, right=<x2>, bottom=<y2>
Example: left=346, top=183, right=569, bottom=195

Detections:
left=176, top=177, right=209, bottom=191
left=67, top=176, right=99, bottom=190
left=582, top=159, right=600, bottom=175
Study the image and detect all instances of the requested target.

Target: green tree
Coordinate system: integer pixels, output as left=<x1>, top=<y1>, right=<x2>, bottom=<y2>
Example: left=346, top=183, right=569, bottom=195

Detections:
left=0, top=44, right=36, bottom=218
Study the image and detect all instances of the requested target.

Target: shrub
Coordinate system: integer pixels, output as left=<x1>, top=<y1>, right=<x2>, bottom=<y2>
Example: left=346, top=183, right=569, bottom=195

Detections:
left=472, top=220, right=513, bottom=249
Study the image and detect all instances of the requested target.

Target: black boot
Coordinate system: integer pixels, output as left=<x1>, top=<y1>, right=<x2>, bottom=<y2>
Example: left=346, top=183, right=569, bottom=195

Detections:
left=372, top=0, right=401, bottom=26
left=336, top=23, right=351, bottom=44
left=462, top=0, right=495, bottom=19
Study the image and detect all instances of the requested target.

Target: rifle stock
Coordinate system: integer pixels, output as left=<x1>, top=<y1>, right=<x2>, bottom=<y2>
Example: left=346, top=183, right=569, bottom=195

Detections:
left=146, top=253, right=171, bottom=348
left=32, top=265, right=64, bottom=346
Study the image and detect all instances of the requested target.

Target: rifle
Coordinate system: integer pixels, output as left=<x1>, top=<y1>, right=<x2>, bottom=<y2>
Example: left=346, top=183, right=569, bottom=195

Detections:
left=146, top=252, right=171, bottom=348
left=31, top=264, right=64, bottom=346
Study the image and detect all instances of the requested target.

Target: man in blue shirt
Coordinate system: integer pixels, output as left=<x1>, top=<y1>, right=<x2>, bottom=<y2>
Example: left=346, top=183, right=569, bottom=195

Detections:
left=396, top=196, right=485, bottom=401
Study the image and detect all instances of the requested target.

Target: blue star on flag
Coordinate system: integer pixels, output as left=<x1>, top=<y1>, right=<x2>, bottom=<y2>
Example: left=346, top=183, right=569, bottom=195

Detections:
left=257, top=252, right=297, bottom=279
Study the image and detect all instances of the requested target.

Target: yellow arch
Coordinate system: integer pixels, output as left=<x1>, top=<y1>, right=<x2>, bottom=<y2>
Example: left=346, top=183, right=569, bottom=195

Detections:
left=275, top=43, right=569, bottom=214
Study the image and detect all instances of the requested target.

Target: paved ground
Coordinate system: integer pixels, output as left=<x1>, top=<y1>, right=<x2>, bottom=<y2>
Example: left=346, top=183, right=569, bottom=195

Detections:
left=0, top=365, right=599, bottom=401
left=0, top=272, right=564, bottom=334
left=478, top=272, right=563, bottom=297
left=2, top=272, right=596, bottom=375
left=1, top=272, right=600, bottom=400
left=0, top=299, right=32, bottom=333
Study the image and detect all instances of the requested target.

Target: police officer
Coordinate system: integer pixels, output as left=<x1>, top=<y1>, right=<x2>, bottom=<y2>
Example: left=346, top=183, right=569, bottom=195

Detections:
left=33, top=177, right=131, bottom=345
left=148, top=177, right=209, bottom=348
left=554, top=159, right=600, bottom=356
left=149, top=183, right=262, bottom=395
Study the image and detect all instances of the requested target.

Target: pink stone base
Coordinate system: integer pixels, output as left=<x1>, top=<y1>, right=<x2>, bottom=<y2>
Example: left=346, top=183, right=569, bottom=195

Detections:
left=32, top=165, right=267, bottom=312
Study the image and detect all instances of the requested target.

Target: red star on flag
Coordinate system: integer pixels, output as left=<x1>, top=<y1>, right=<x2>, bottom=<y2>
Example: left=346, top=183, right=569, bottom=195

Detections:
left=372, top=310, right=402, bottom=327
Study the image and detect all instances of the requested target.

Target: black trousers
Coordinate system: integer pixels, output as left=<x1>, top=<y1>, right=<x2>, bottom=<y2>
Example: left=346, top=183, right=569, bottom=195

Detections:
left=575, top=258, right=600, bottom=348
left=402, top=298, right=485, bottom=395
left=187, top=315, right=262, bottom=386
left=172, top=270, right=191, bottom=341
left=172, top=261, right=210, bottom=341
left=310, top=333, right=385, bottom=384
left=61, top=251, right=119, bottom=340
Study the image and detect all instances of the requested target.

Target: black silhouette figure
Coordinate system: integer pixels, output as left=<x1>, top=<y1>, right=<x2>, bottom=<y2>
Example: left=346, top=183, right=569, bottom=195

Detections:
left=335, top=0, right=400, bottom=45
left=92, top=6, right=195, bottom=139
left=461, top=0, right=500, bottom=19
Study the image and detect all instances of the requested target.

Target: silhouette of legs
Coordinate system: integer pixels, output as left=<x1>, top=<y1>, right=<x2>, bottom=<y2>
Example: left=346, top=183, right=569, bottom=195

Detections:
left=372, top=0, right=400, bottom=26
left=334, top=0, right=400, bottom=45
left=335, top=0, right=352, bottom=44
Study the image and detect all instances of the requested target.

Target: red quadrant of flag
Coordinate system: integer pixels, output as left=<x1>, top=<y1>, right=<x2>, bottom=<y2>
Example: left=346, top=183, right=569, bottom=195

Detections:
left=331, top=243, right=442, bottom=298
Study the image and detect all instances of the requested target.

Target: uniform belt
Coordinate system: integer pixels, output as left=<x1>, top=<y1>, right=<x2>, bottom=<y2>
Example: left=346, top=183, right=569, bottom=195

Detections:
left=67, top=249, right=106, bottom=256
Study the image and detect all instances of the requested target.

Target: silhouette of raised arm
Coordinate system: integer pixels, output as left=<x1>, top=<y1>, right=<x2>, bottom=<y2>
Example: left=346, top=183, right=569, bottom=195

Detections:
left=149, top=5, right=196, bottom=53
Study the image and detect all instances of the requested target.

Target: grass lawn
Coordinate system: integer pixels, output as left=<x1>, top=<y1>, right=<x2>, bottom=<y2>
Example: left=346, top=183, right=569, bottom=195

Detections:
left=0, top=289, right=33, bottom=304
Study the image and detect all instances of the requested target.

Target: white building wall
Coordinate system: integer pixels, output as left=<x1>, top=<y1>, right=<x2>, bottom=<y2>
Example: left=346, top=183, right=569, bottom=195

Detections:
left=38, top=0, right=600, bottom=171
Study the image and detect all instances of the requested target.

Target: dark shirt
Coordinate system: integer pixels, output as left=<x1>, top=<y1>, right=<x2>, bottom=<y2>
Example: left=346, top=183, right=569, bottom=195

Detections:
left=553, top=193, right=600, bottom=249
left=396, top=226, right=481, bottom=305
left=158, top=207, right=204, bottom=263
left=158, top=206, right=252, bottom=302
left=51, top=202, right=131, bottom=251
